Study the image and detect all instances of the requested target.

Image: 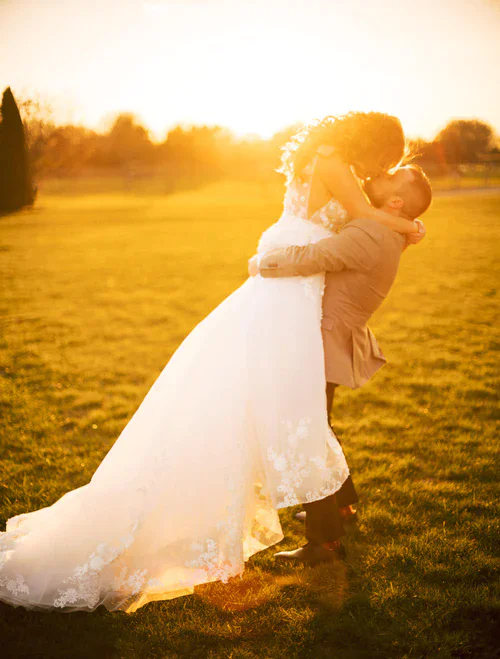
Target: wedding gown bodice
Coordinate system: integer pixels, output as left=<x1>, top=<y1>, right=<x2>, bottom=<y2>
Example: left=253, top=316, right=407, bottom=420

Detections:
left=258, top=154, right=350, bottom=254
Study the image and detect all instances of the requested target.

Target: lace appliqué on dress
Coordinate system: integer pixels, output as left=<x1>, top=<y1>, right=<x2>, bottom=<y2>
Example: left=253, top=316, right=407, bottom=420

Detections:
left=0, top=520, right=32, bottom=596
left=53, top=520, right=141, bottom=608
left=0, top=574, right=29, bottom=597
left=267, top=418, right=312, bottom=507
left=282, top=153, right=350, bottom=235
left=314, top=200, right=349, bottom=233
left=267, top=419, right=349, bottom=509
left=184, top=474, right=246, bottom=585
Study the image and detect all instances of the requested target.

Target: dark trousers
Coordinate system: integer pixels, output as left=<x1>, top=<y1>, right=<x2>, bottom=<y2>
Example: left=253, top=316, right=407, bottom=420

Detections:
left=302, top=382, right=359, bottom=544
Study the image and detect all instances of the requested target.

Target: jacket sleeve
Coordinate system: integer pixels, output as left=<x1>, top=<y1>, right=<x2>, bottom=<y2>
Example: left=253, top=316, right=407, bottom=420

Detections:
left=259, top=224, right=381, bottom=278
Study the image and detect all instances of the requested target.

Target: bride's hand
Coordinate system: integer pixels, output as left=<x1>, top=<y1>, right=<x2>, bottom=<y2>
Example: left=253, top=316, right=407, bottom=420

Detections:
left=248, top=255, right=259, bottom=277
left=406, top=219, right=426, bottom=246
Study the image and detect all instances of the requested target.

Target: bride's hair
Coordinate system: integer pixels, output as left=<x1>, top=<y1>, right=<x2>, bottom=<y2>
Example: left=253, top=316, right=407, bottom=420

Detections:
left=279, top=111, right=409, bottom=183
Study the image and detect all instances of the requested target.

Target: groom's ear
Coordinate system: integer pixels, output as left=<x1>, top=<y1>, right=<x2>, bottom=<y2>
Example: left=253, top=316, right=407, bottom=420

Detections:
left=387, top=196, right=405, bottom=211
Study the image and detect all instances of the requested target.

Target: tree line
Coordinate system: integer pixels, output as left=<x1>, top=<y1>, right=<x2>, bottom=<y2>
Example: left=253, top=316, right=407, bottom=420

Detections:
left=1, top=86, right=499, bottom=214
left=19, top=99, right=293, bottom=189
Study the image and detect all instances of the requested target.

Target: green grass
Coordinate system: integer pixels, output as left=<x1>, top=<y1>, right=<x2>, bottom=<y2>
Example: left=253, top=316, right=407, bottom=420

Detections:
left=0, top=182, right=499, bottom=658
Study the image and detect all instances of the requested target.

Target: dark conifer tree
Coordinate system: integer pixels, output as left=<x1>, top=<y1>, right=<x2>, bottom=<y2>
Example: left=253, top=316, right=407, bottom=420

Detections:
left=0, top=87, right=36, bottom=214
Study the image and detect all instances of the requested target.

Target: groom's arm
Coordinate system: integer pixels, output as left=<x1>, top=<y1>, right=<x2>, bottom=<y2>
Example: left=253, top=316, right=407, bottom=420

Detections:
left=258, top=223, right=380, bottom=278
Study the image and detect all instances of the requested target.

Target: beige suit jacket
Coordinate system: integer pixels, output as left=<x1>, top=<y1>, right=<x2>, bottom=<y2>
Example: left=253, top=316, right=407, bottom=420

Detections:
left=259, top=219, right=406, bottom=388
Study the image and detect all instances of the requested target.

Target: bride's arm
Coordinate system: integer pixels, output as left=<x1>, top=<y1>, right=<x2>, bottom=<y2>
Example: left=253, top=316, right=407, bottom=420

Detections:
left=316, top=153, right=419, bottom=235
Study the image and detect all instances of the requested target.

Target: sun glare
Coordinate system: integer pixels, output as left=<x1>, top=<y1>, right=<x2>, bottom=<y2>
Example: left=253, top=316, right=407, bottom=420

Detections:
left=0, top=0, right=499, bottom=139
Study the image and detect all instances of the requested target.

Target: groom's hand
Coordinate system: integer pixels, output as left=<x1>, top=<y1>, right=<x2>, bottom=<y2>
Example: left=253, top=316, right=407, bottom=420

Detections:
left=248, top=255, right=259, bottom=277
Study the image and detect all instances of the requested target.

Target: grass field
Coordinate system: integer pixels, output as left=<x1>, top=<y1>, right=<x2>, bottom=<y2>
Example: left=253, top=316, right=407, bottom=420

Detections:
left=0, top=182, right=499, bottom=658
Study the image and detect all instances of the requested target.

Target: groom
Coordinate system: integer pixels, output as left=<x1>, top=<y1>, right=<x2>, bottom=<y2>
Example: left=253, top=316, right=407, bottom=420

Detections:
left=250, top=164, right=432, bottom=565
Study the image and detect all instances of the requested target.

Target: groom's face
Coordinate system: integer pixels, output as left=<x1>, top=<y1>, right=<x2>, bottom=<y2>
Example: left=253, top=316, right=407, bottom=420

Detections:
left=363, top=168, right=414, bottom=209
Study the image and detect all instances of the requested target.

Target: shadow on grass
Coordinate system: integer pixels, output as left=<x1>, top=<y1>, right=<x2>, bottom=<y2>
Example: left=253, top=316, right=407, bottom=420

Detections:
left=448, top=605, right=500, bottom=659
left=0, top=562, right=350, bottom=659
left=0, top=602, right=122, bottom=659
left=197, top=559, right=349, bottom=611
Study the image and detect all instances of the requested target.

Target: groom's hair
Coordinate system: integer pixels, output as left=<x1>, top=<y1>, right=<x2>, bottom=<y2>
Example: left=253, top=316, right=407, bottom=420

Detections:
left=397, top=165, right=433, bottom=219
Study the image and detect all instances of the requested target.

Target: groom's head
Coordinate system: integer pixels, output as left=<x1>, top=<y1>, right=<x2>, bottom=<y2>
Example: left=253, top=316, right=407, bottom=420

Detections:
left=363, top=165, right=432, bottom=220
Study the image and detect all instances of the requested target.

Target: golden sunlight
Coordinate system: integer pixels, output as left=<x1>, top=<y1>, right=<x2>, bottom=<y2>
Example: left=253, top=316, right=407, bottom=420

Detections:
left=1, top=0, right=499, bottom=139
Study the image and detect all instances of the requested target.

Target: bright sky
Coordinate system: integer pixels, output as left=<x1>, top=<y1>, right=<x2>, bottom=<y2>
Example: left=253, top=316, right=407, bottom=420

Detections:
left=0, top=0, right=499, bottom=140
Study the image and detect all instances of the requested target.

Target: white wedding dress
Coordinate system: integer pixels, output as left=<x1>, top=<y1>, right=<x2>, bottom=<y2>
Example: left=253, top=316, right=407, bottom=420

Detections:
left=0, top=160, right=351, bottom=613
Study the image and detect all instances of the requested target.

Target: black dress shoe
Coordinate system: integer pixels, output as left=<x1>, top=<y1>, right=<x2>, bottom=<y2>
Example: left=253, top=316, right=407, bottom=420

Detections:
left=274, top=541, right=345, bottom=565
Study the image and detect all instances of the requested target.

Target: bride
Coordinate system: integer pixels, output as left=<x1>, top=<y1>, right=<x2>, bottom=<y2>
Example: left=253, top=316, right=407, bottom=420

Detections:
left=0, top=112, right=422, bottom=614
